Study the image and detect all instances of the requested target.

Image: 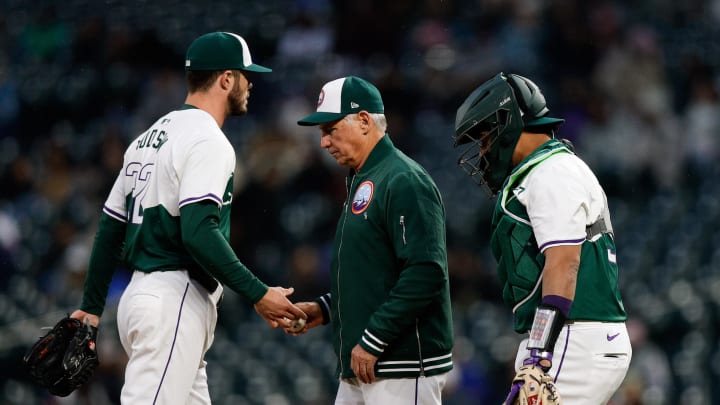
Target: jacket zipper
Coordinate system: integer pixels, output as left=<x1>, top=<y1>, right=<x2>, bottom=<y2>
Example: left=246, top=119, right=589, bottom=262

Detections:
left=415, top=318, right=425, bottom=376
left=337, top=173, right=355, bottom=376
left=400, top=215, right=407, bottom=245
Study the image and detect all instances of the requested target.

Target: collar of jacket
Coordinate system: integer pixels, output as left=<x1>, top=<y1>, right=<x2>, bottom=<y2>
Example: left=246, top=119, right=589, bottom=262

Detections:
left=349, top=133, right=393, bottom=176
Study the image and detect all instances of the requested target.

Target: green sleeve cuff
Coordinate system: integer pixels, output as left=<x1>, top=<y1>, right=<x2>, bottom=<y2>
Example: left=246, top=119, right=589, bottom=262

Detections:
left=359, top=328, right=388, bottom=357
left=313, top=293, right=331, bottom=325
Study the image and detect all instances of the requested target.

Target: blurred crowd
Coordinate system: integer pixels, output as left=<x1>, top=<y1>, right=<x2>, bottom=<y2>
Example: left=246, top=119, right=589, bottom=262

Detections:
left=1, top=0, right=720, bottom=404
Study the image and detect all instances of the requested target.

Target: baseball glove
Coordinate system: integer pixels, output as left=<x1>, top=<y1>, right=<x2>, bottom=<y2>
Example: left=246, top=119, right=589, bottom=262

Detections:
left=23, top=316, right=99, bottom=397
left=503, top=365, right=561, bottom=405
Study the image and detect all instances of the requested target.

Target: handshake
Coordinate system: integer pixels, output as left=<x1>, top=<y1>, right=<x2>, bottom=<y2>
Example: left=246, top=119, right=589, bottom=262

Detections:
left=279, top=300, right=326, bottom=334
left=252, top=287, right=325, bottom=334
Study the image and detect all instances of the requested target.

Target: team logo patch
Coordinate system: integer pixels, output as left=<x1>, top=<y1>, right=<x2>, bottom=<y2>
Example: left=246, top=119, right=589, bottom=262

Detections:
left=317, top=89, right=325, bottom=108
left=352, top=181, right=374, bottom=214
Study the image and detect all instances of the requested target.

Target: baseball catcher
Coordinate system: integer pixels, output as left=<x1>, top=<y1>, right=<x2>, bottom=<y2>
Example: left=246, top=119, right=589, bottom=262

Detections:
left=452, top=71, right=631, bottom=405
left=23, top=316, right=99, bottom=397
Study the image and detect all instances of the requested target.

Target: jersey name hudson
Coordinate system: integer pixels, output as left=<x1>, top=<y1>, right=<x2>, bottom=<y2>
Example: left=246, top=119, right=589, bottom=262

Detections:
left=103, top=108, right=235, bottom=271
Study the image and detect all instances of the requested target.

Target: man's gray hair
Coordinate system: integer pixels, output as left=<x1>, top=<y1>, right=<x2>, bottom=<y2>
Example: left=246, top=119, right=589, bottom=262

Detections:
left=345, top=113, right=388, bottom=132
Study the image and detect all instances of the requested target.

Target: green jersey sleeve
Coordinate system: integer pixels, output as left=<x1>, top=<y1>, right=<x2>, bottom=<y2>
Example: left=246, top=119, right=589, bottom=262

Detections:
left=180, top=201, right=268, bottom=303
left=80, top=213, right=127, bottom=316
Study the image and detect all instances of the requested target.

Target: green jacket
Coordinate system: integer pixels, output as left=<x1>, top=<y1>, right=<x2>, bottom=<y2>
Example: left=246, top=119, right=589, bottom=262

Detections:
left=319, top=135, right=453, bottom=379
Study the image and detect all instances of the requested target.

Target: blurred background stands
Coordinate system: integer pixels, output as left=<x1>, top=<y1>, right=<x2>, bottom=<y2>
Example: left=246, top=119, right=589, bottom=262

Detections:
left=2, top=0, right=720, bottom=404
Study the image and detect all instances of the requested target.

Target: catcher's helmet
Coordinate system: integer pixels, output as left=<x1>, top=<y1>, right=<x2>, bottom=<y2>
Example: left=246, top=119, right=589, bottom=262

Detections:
left=453, top=72, right=564, bottom=195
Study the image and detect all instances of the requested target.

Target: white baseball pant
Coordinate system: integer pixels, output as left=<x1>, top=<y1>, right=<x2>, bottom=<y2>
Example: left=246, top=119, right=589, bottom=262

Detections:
left=514, top=321, right=632, bottom=404
left=335, top=373, right=447, bottom=405
left=117, top=270, right=223, bottom=405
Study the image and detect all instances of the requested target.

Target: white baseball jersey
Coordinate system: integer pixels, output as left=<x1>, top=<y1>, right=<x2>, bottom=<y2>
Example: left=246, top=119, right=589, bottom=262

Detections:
left=512, top=152, right=607, bottom=252
left=493, top=141, right=631, bottom=405
left=510, top=153, right=633, bottom=404
left=107, top=106, right=233, bottom=404
left=103, top=107, right=235, bottom=271
left=494, top=141, right=626, bottom=328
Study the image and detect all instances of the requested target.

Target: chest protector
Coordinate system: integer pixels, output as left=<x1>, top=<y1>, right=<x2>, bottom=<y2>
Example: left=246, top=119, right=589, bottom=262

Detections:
left=490, top=140, right=627, bottom=332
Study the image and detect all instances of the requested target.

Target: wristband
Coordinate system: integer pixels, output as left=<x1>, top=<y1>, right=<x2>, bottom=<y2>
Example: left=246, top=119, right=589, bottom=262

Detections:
left=542, top=294, right=572, bottom=317
left=526, top=298, right=570, bottom=371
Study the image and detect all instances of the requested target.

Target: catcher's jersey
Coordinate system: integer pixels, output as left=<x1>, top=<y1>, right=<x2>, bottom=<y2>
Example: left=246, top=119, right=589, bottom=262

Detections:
left=491, top=139, right=627, bottom=332
left=103, top=106, right=235, bottom=272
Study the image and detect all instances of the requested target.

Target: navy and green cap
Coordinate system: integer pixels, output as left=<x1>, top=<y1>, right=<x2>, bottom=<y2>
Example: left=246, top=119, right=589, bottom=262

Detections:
left=298, top=76, right=384, bottom=126
left=185, top=32, right=271, bottom=73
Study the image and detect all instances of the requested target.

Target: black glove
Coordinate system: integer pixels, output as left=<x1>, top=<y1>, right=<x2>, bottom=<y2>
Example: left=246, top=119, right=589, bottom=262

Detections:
left=23, top=316, right=99, bottom=397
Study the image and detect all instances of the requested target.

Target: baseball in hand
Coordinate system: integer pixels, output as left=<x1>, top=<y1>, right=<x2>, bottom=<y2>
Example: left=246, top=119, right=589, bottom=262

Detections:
left=286, top=317, right=306, bottom=333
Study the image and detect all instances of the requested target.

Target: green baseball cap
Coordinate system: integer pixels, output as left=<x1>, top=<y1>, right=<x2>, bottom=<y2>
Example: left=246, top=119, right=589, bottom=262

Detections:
left=297, top=76, right=384, bottom=126
left=185, top=32, right=271, bottom=73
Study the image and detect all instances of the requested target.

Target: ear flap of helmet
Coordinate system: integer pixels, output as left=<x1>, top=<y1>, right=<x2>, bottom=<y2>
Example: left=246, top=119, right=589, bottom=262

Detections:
left=506, top=73, right=564, bottom=129
left=506, top=74, right=550, bottom=124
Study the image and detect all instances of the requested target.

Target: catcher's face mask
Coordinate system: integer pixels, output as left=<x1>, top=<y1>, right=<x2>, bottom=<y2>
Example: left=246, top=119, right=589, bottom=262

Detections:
left=453, top=72, right=564, bottom=197
left=453, top=74, right=524, bottom=196
left=454, top=111, right=503, bottom=194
